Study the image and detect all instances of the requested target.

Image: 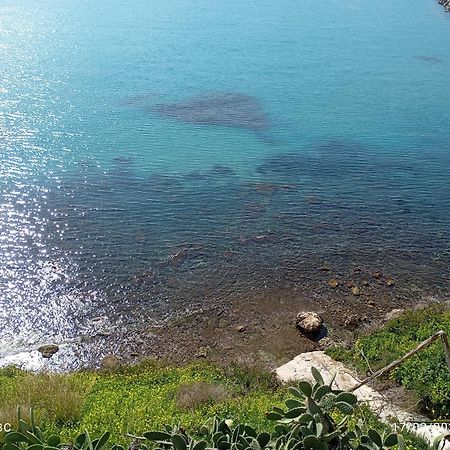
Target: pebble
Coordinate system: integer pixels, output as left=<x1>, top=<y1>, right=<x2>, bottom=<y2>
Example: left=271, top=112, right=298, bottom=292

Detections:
left=386, top=278, right=396, bottom=287
left=328, top=278, right=340, bottom=288
left=196, top=347, right=208, bottom=358
left=351, top=286, right=361, bottom=296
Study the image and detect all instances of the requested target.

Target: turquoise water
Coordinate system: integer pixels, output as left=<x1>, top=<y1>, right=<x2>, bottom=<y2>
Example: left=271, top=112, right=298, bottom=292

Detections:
left=1, top=0, right=450, bottom=361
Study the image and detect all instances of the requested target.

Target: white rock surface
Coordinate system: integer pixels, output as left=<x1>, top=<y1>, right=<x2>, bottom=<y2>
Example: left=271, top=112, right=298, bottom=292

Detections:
left=276, top=351, right=449, bottom=448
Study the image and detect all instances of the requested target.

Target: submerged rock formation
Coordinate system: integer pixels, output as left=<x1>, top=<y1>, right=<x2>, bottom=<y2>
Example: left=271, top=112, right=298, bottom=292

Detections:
left=153, top=92, right=269, bottom=132
left=123, top=91, right=270, bottom=134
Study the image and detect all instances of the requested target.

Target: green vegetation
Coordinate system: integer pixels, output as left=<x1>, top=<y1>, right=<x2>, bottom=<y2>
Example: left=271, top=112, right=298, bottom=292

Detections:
left=1, top=367, right=433, bottom=450
left=0, top=361, right=284, bottom=445
left=326, top=303, right=450, bottom=418
left=264, top=367, right=400, bottom=449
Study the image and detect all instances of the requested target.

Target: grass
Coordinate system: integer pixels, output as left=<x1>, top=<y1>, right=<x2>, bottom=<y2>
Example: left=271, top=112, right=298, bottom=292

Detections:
left=0, top=361, right=285, bottom=445
left=326, top=303, right=450, bottom=418
left=0, top=360, right=430, bottom=449
left=0, top=366, right=91, bottom=429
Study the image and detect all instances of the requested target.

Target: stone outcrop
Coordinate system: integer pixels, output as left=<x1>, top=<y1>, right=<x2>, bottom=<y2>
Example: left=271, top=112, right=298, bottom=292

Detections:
left=295, top=312, right=323, bottom=335
left=276, top=351, right=449, bottom=448
left=37, top=344, right=59, bottom=358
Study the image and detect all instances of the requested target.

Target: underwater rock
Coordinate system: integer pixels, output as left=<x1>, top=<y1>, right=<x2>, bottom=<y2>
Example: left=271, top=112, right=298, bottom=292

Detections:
left=38, top=344, right=59, bottom=358
left=208, top=165, right=236, bottom=176
left=304, top=195, right=322, bottom=205
left=153, top=92, right=269, bottom=131
left=125, top=92, right=270, bottom=133
left=170, top=249, right=188, bottom=263
left=246, top=183, right=277, bottom=195
left=223, top=250, right=238, bottom=258
left=296, top=312, right=323, bottom=335
left=256, top=140, right=370, bottom=179
left=385, top=278, right=396, bottom=287
left=149, top=173, right=182, bottom=190
left=328, top=278, right=340, bottom=288
left=351, top=286, right=361, bottom=296
left=158, top=248, right=189, bottom=266
left=416, top=55, right=442, bottom=64
left=112, top=156, right=133, bottom=165
left=237, top=233, right=274, bottom=245
left=243, top=182, right=296, bottom=196
left=256, top=153, right=305, bottom=176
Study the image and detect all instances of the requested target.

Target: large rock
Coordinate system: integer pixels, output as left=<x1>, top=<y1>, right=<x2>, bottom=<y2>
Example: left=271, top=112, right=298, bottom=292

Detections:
left=295, top=312, right=323, bottom=335
left=38, top=344, right=59, bottom=358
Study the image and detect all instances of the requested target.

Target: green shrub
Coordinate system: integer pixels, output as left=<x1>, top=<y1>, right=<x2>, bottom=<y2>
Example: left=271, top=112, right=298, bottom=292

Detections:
left=176, top=382, right=230, bottom=410
left=326, top=303, right=450, bottom=418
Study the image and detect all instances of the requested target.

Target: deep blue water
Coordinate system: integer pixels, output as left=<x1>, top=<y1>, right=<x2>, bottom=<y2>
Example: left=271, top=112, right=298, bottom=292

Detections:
left=1, top=0, right=450, bottom=362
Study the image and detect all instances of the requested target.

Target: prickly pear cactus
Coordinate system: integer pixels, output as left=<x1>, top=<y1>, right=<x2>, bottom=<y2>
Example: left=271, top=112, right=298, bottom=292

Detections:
left=266, top=367, right=406, bottom=450
left=3, top=407, right=113, bottom=450
left=143, top=417, right=271, bottom=450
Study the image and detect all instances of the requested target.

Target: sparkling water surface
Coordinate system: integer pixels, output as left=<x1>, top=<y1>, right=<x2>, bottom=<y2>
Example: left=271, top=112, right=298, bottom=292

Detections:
left=1, top=0, right=450, bottom=366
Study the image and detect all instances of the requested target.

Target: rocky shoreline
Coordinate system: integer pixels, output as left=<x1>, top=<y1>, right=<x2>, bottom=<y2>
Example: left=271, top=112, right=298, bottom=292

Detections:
left=3, top=267, right=442, bottom=373
left=440, top=0, right=450, bottom=12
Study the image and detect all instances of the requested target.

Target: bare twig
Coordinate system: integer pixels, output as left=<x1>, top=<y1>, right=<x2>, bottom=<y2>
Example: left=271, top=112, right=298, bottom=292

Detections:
left=349, top=330, right=450, bottom=392
left=359, top=348, right=374, bottom=375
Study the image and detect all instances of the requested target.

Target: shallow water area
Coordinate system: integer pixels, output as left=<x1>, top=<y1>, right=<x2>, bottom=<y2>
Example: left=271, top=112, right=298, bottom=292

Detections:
left=1, top=0, right=450, bottom=368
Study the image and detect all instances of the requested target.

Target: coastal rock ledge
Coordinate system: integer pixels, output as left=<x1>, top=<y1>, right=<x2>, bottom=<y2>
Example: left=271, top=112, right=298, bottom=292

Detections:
left=439, top=0, right=450, bottom=12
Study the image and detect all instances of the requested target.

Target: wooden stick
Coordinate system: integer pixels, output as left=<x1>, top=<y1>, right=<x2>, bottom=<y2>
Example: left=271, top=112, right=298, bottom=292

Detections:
left=440, top=332, right=450, bottom=373
left=349, top=330, right=449, bottom=392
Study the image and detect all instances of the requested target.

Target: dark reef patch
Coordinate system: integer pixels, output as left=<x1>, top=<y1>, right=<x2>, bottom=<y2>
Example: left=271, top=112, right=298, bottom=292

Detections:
left=152, top=92, right=269, bottom=132
left=255, top=140, right=373, bottom=178
left=124, top=91, right=270, bottom=133
left=208, top=164, right=236, bottom=176
left=415, top=55, right=442, bottom=64
left=112, top=156, right=134, bottom=166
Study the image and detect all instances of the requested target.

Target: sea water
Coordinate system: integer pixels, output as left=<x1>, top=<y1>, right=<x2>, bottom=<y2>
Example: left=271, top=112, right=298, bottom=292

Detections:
left=1, top=0, right=450, bottom=366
